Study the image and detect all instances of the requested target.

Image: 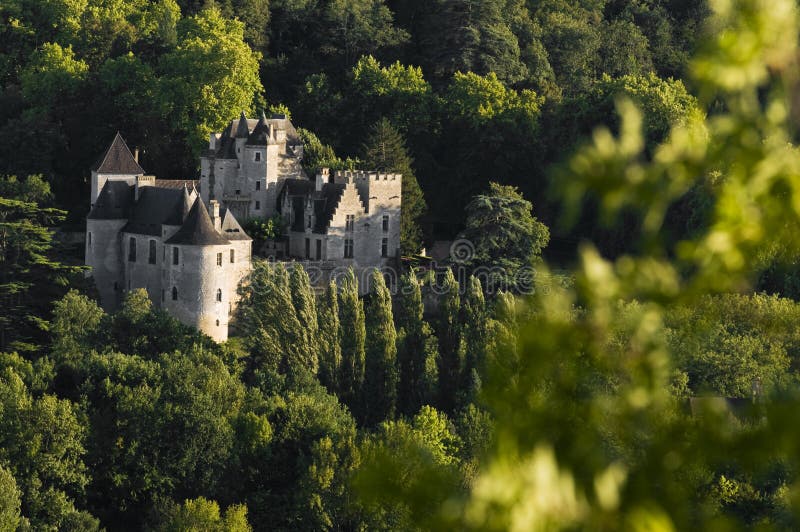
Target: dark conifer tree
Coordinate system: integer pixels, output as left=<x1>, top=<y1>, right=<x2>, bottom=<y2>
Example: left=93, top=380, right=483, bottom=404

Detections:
left=362, top=118, right=427, bottom=254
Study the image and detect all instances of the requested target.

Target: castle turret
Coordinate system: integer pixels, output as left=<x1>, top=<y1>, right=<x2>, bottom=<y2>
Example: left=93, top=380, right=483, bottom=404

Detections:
left=86, top=180, right=134, bottom=310
left=235, top=111, right=249, bottom=164
left=164, top=198, right=232, bottom=341
left=90, top=132, right=143, bottom=206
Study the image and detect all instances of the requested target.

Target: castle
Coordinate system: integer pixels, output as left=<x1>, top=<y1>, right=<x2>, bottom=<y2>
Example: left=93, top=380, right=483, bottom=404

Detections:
left=85, top=112, right=402, bottom=341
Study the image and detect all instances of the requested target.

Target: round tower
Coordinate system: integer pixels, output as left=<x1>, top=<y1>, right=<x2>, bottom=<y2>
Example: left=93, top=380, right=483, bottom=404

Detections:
left=163, top=198, right=232, bottom=341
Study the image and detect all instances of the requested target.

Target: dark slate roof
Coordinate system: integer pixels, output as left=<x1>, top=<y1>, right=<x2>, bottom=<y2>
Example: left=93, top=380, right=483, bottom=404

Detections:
left=315, top=183, right=346, bottom=233
left=163, top=186, right=193, bottom=226
left=236, top=111, right=250, bottom=138
left=210, top=114, right=303, bottom=157
left=220, top=206, right=251, bottom=240
left=278, top=178, right=346, bottom=234
left=88, top=181, right=134, bottom=219
left=92, top=133, right=144, bottom=175
left=166, top=198, right=228, bottom=246
left=123, top=187, right=183, bottom=236
left=284, top=179, right=315, bottom=196
left=154, top=179, right=198, bottom=190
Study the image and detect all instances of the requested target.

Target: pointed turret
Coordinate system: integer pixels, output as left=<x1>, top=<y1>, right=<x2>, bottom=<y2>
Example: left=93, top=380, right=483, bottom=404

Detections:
left=235, top=111, right=250, bottom=138
left=92, top=132, right=144, bottom=175
left=166, top=198, right=228, bottom=246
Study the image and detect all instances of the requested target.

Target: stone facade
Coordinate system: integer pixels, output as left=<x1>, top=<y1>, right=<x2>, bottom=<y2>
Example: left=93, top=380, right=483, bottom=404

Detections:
left=203, top=113, right=402, bottom=293
left=85, top=134, right=251, bottom=342
left=86, top=115, right=403, bottom=341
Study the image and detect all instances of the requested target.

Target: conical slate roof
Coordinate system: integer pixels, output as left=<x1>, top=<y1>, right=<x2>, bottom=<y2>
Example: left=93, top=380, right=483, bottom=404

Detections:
left=235, top=111, right=250, bottom=138
left=163, top=185, right=194, bottom=226
left=92, top=132, right=144, bottom=174
left=165, top=198, right=228, bottom=246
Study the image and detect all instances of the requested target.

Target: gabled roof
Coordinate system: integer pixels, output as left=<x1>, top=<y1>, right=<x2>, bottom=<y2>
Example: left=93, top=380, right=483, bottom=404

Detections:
left=88, top=181, right=134, bottom=219
left=92, top=133, right=144, bottom=175
left=315, top=183, right=346, bottom=233
left=279, top=178, right=346, bottom=234
left=153, top=179, right=198, bottom=190
left=165, top=198, right=228, bottom=246
left=220, top=206, right=251, bottom=241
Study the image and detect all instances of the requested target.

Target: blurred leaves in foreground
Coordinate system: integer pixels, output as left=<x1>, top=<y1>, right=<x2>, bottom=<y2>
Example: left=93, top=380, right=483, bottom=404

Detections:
left=357, top=0, right=800, bottom=529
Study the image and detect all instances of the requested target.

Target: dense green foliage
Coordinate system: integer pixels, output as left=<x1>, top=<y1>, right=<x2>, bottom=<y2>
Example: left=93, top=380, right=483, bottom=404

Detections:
left=11, top=0, right=800, bottom=530
left=0, top=0, right=708, bottom=253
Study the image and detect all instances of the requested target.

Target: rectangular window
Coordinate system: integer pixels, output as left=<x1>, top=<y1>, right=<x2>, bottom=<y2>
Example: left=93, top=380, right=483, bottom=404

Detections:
left=381, top=237, right=388, bottom=257
left=345, top=214, right=354, bottom=233
left=307, top=215, right=312, bottom=229
left=230, top=249, right=235, bottom=263
left=88, top=232, right=92, bottom=247
left=128, top=237, right=136, bottom=262
left=305, top=238, right=310, bottom=259
left=216, top=252, right=223, bottom=266
left=235, top=189, right=241, bottom=195
left=254, top=152, right=262, bottom=162
left=256, top=180, right=261, bottom=190
left=316, top=239, right=321, bottom=260
left=148, top=240, right=157, bottom=264
left=255, top=200, right=260, bottom=210
left=344, top=238, right=354, bottom=258
left=382, top=215, right=389, bottom=232
left=173, top=247, right=179, bottom=265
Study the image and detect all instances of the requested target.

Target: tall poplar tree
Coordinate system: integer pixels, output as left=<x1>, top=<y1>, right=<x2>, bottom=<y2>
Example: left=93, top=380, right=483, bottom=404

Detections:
left=338, top=269, right=366, bottom=414
left=289, top=264, right=319, bottom=374
left=436, top=269, right=462, bottom=413
left=239, top=262, right=308, bottom=380
left=317, top=280, right=342, bottom=393
left=362, top=270, right=399, bottom=425
left=459, top=276, right=488, bottom=407
left=396, top=271, right=439, bottom=416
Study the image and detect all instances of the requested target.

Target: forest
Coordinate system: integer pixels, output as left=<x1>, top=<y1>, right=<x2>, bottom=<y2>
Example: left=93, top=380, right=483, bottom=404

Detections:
left=5, top=0, right=800, bottom=530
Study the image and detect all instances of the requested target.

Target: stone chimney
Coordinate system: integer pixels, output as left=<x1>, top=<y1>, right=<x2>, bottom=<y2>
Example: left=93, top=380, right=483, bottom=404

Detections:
left=133, top=147, right=139, bottom=163
left=316, top=167, right=330, bottom=191
left=209, top=200, right=221, bottom=231
left=209, top=133, right=221, bottom=151
left=135, top=175, right=155, bottom=201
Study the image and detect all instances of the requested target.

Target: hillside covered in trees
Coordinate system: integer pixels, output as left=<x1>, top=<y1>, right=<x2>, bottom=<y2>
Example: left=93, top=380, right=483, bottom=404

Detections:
left=1, top=0, right=707, bottom=256
left=8, top=0, right=800, bottom=530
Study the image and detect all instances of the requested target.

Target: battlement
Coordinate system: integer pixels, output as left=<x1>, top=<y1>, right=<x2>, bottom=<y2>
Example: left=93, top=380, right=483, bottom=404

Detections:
left=333, top=170, right=402, bottom=184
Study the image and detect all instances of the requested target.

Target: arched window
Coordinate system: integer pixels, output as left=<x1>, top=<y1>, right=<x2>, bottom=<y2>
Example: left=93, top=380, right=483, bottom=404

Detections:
left=172, top=286, right=178, bottom=300
left=128, top=237, right=136, bottom=262
left=216, top=288, right=222, bottom=302
left=148, top=240, right=157, bottom=264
